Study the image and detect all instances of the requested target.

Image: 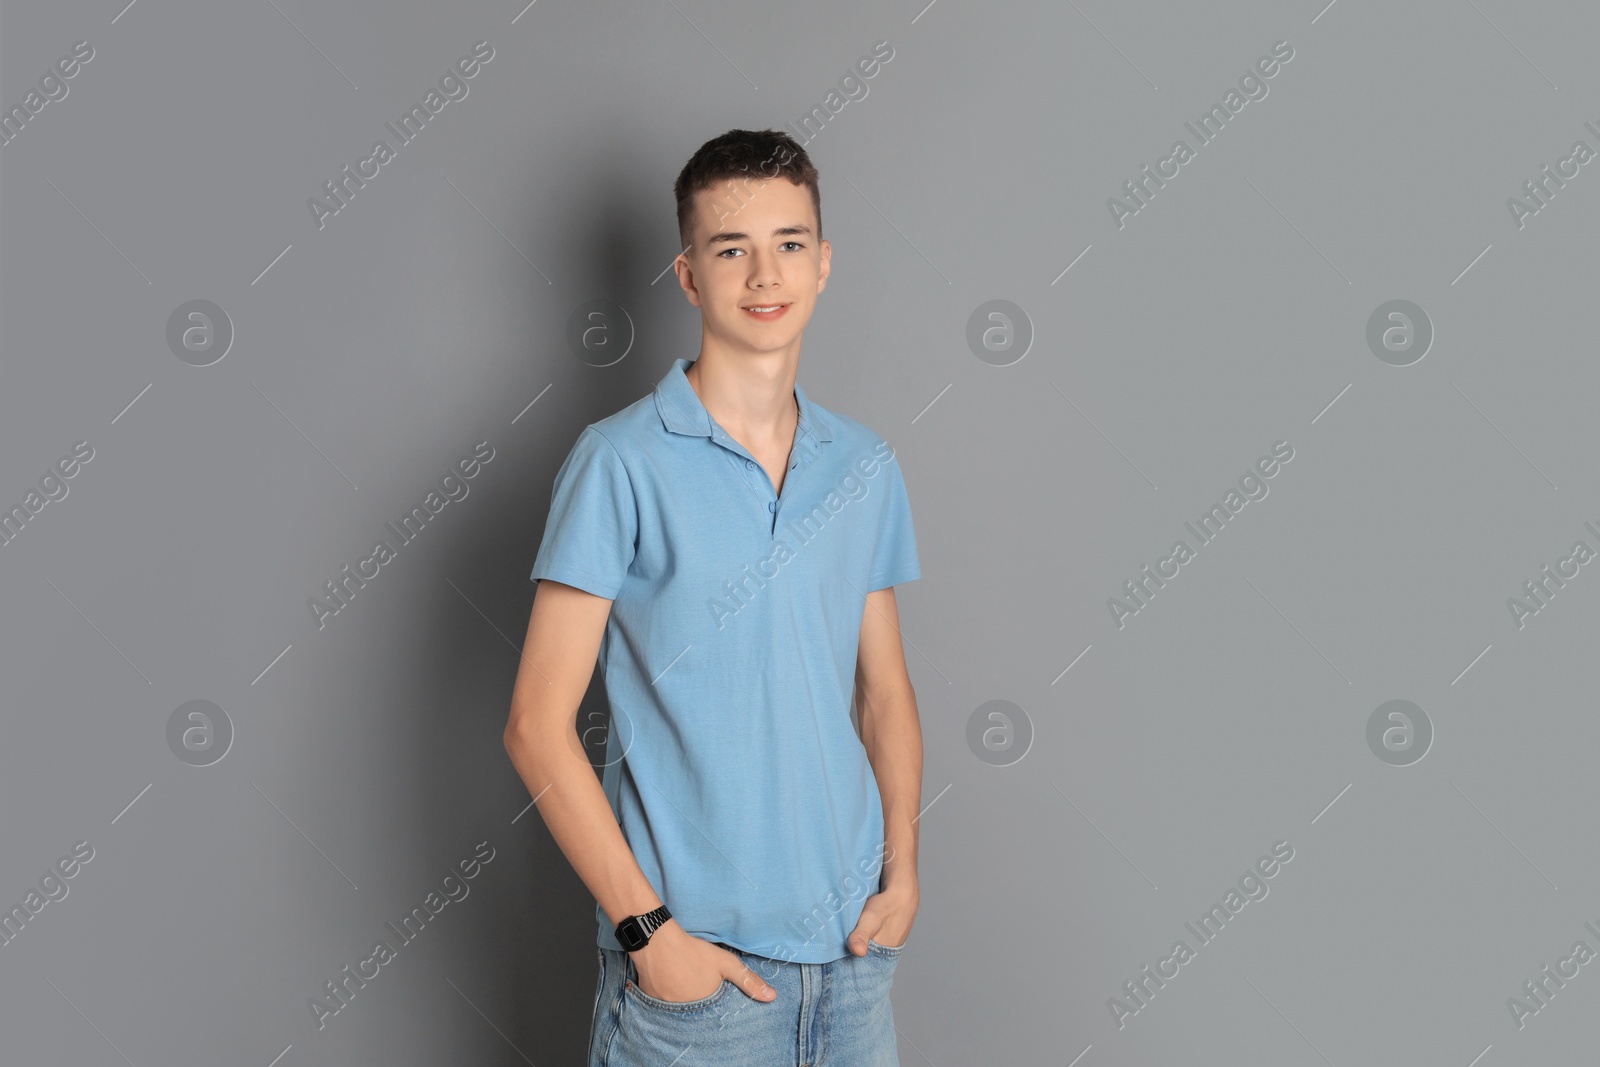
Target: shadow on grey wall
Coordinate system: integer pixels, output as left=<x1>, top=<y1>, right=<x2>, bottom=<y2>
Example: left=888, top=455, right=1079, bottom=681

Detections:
left=385, top=151, right=703, bottom=1062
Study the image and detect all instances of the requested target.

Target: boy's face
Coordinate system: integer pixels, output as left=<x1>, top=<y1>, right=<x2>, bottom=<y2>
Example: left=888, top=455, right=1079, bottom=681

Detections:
left=675, top=176, right=831, bottom=361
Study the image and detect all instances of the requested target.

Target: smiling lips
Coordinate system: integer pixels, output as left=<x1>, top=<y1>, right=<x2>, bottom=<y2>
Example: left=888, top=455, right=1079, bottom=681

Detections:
left=742, top=302, right=791, bottom=322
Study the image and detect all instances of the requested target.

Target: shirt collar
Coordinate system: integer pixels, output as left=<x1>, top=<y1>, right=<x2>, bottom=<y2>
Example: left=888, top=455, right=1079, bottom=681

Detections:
left=654, top=357, right=833, bottom=443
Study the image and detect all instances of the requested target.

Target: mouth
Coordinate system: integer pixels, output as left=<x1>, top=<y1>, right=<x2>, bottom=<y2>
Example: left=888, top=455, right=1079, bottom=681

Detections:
left=741, top=302, right=791, bottom=322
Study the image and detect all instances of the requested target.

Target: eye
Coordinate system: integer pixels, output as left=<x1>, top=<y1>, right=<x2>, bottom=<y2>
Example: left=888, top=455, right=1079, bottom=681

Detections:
left=717, top=247, right=745, bottom=258
left=781, top=241, right=804, bottom=252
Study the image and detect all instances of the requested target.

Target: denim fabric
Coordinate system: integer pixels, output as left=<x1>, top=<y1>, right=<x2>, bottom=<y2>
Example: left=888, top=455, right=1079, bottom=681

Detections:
left=588, top=939, right=903, bottom=1066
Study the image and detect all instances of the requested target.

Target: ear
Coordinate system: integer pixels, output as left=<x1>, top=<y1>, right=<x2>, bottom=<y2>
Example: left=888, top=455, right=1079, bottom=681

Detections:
left=816, top=238, right=832, bottom=295
left=674, top=250, right=702, bottom=308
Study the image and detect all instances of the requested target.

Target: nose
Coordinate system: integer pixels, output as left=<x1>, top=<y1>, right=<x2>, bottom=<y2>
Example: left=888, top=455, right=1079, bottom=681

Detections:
left=746, top=250, right=782, bottom=288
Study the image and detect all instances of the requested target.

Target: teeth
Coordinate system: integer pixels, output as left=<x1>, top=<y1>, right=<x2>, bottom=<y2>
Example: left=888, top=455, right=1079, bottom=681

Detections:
left=746, top=305, right=784, bottom=312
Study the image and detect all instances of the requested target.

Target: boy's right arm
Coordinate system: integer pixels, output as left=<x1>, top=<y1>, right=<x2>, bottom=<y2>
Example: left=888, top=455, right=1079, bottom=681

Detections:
left=501, top=578, right=776, bottom=1003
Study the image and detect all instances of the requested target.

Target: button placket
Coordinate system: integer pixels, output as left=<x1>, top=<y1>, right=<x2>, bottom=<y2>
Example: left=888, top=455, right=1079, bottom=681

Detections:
left=709, top=428, right=781, bottom=533
left=709, top=418, right=821, bottom=539
left=772, top=431, right=825, bottom=538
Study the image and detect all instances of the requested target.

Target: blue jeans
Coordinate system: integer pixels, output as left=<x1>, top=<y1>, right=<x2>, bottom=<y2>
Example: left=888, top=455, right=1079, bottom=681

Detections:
left=588, top=938, right=903, bottom=1066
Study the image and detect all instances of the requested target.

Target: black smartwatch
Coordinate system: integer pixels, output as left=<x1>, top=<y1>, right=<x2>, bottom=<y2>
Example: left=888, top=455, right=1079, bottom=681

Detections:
left=615, top=905, right=672, bottom=952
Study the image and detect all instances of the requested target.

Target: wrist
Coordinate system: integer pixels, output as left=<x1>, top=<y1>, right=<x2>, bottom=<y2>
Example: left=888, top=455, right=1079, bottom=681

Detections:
left=629, top=918, right=685, bottom=960
left=879, top=872, right=919, bottom=899
left=606, top=896, right=666, bottom=928
left=879, top=852, right=918, bottom=890
left=879, top=839, right=917, bottom=885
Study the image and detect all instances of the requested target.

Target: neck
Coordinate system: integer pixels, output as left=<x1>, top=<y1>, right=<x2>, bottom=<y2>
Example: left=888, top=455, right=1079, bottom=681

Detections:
left=685, top=353, right=799, bottom=445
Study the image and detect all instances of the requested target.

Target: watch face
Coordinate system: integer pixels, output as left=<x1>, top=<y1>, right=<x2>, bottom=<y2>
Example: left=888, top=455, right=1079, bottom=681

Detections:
left=617, top=918, right=646, bottom=951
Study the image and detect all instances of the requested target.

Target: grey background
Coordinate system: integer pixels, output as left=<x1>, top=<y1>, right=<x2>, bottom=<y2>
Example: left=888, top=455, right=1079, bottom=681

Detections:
left=3, top=0, right=1598, bottom=1064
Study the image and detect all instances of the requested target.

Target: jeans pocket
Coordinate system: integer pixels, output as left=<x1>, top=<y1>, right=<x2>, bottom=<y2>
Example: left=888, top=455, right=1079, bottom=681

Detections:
left=865, top=936, right=905, bottom=959
left=623, top=950, right=737, bottom=1014
left=625, top=976, right=736, bottom=1014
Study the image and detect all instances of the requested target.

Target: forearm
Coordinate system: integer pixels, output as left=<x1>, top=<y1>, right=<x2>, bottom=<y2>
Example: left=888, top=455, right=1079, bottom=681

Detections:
left=503, top=719, right=665, bottom=926
left=858, top=679, right=922, bottom=891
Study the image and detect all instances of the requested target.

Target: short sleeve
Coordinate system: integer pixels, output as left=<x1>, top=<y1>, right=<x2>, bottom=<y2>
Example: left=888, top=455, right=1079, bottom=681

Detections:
left=529, top=426, right=637, bottom=599
left=866, top=448, right=921, bottom=592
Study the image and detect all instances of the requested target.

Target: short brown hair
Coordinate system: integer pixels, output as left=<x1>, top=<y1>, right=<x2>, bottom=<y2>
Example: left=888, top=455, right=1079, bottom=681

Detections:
left=674, top=129, right=821, bottom=252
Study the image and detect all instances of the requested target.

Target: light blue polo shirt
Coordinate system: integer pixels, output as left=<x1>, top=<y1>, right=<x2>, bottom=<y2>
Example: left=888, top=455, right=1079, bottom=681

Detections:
left=529, top=356, right=920, bottom=964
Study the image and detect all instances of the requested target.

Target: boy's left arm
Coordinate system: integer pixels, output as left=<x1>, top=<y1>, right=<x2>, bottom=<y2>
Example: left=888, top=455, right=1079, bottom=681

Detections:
left=847, top=585, right=923, bottom=957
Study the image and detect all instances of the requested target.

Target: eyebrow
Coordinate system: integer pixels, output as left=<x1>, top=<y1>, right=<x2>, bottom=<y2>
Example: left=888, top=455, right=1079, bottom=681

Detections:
left=703, top=223, right=813, bottom=248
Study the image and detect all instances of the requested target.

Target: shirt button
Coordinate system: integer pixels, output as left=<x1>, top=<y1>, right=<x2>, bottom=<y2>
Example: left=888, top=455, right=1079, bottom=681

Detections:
left=746, top=460, right=756, bottom=470
left=768, top=501, right=776, bottom=512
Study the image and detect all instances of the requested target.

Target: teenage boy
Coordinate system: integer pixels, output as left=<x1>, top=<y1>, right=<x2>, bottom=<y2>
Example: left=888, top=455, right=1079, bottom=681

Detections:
left=503, top=128, right=923, bottom=1066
